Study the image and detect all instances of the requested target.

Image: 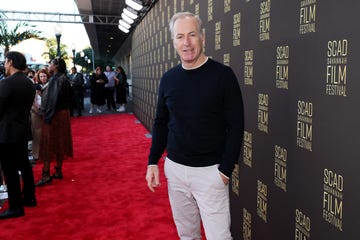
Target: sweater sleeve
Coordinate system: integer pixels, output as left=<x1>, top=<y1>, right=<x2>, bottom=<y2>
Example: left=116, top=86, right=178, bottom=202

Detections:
left=218, top=67, right=244, bottom=178
left=148, top=77, right=169, bottom=165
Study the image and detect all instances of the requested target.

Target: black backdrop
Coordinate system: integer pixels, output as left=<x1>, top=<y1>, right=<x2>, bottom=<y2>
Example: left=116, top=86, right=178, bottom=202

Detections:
left=130, top=0, right=360, bottom=239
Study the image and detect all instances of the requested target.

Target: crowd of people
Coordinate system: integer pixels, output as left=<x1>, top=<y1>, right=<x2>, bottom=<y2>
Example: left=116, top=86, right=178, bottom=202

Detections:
left=0, top=52, right=129, bottom=219
left=89, top=65, right=128, bottom=114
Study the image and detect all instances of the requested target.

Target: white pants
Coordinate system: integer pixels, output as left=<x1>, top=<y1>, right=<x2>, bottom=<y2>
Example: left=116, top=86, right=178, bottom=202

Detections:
left=164, top=157, right=232, bottom=240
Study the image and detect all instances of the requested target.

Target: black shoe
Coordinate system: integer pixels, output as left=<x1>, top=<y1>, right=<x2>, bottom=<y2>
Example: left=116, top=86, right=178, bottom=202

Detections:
left=35, top=177, right=52, bottom=187
left=51, top=172, right=63, bottom=179
left=0, top=208, right=24, bottom=219
left=23, top=198, right=37, bottom=207
left=29, top=159, right=36, bottom=166
left=52, top=166, right=63, bottom=179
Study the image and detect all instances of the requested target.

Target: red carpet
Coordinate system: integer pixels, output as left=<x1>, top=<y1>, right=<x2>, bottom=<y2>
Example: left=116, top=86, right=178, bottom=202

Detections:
left=0, top=114, right=178, bottom=240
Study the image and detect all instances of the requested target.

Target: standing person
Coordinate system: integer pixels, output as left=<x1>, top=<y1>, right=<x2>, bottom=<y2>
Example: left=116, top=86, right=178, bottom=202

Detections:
left=27, top=69, right=36, bottom=161
left=89, top=66, right=107, bottom=114
left=104, top=65, right=117, bottom=111
left=0, top=51, right=37, bottom=219
left=30, top=68, right=50, bottom=163
left=0, top=64, right=5, bottom=80
left=69, top=67, right=84, bottom=117
left=115, top=66, right=128, bottom=112
left=26, top=69, right=35, bottom=80
left=35, top=58, right=73, bottom=186
left=145, top=12, right=244, bottom=239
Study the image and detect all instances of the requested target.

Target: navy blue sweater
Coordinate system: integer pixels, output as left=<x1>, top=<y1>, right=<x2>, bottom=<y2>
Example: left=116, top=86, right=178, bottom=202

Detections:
left=148, top=58, right=244, bottom=177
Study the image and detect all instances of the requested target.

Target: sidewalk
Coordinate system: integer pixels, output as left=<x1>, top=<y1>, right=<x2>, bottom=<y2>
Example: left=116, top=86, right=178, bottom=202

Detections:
left=76, top=96, right=133, bottom=117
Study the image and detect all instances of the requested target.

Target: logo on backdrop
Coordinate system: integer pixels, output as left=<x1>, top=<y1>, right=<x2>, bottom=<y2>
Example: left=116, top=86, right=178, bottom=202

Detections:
left=162, top=46, right=165, bottom=62
left=243, top=208, right=252, bottom=240
left=215, top=21, right=222, bottom=50
left=258, top=93, right=269, bottom=133
left=243, top=131, right=253, bottom=168
left=208, top=0, right=213, bottom=21
left=259, top=0, right=271, bottom=41
left=157, top=48, right=160, bottom=65
left=167, top=43, right=171, bottom=61
left=194, top=3, right=200, bottom=16
left=244, top=50, right=254, bottom=85
left=326, top=39, right=348, bottom=97
left=295, top=208, right=311, bottom=239
left=224, top=0, right=231, bottom=13
left=231, top=164, right=240, bottom=196
left=163, top=62, right=168, bottom=73
left=167, top=5, right=171, bottom=23
left=224, top=53, right=230, bottom=66
left=173, top=0, right=177, bottom=14
left=257, top=180, right=268, bottom=222
left=233, top=13, right=241, bottom=47
left=164, top=26, right=168, bottom=44
left=159, top=30, right=163, bottom=46
left=195, top=3, right=199, bottom=16
left=296, top=100, right=313, bottom=151
left=274, top=145, right=287, bottom=192
left=162, top=12, right=165, bottom=30
left=276, top=45, right=289, bottom=89
left=299, top=0, right=316, bottom=34
left=323, top=168, right=344, bottom=231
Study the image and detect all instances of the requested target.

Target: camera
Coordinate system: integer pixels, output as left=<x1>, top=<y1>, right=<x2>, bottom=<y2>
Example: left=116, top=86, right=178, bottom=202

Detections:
left=34, top=83, right=43, bottom=91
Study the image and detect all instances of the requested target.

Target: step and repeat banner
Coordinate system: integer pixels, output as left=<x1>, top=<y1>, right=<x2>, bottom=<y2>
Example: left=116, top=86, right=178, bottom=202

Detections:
left=130, top=0, right=360, bottom=239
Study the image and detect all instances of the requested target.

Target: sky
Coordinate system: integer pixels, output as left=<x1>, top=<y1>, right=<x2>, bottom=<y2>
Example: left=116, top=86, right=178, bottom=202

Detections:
left=1, top=0, right=91, bottom=63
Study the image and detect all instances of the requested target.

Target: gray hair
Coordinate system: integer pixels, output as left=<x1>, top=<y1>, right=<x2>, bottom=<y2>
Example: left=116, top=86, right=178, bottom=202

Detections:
left=169, top=12, right=202, bottom=39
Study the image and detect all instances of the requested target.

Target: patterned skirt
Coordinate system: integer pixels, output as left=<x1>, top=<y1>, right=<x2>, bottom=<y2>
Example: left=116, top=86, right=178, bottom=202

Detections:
left=39, top=109, right=73, bottom=161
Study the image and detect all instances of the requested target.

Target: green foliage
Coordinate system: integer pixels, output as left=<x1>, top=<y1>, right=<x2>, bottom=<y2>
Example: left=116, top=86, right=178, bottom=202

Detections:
left=0, top=21, right=44, bottom=55
left=74, top=47, right=113, bottom=74
left=42, top=38, right=69, bottom=62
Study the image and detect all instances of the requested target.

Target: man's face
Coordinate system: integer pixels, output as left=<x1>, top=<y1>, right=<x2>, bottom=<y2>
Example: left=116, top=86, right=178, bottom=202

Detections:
left=49, top=61, right=56, bottom=74
left=172, top=17, right=204, bottom=66
left=4, top=58, right=11, bottom=76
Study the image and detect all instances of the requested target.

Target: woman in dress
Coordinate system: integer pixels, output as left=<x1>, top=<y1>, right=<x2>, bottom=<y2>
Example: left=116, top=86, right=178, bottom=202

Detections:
left=36, top=58, right=73, bottom=186
left=30, top=68, right=50, bottom=162
left=114, top=66, right=127, bottom=112
left=89, top=66, right=108, bottom=114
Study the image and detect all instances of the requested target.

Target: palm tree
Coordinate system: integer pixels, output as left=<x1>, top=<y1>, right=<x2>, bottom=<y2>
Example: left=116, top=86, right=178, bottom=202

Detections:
left=42, top=38, right=69, bottom=62
left=0, top=21, right=44, bottom=56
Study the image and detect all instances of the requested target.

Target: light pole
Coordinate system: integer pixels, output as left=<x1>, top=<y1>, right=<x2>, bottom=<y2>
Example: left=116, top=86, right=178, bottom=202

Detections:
left=54, top=23, right=63, bottom=58
left=80, top=50, right=94, bottom=73
left=91, top=48, right=95, bottom=72
left=71, top=43, right=76, bottom=68
left=84, top=55, right=88, bottom=66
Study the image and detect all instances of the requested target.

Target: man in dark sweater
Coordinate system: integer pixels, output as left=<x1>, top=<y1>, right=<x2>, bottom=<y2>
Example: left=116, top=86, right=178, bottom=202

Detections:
left=146, top=12, right=244, bottom=239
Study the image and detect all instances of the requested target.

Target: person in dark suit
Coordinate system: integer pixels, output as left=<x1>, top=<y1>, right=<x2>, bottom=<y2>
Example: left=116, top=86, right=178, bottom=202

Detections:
left=69, top=67, right=84, bottom=117
left=0, top=51, right=37, bottom=219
